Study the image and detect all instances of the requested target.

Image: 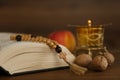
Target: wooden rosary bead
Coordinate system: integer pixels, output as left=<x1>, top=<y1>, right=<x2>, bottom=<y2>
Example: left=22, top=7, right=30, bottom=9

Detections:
left=46, top=39, right=51, bottom=45
left=27, top=34, right=31, bottom=40
left=21, top=34, right=25, bottom=41
left=27, top=36, right=31, bottom=41
left=24, top=34, right=29, bottom=41
left=31, top=37, right=36, bottom=42
left=49, top=42, right=55, bottom=47
left=51, top=44, right=57, bottom=49
left=37, top=36, right=43, bottom=42
left=34, top=37, right=39, bottom=42
left=42, top=38, right=47, bottom=43
left=52, top=40, right=58, bottom=45
left=10, top=35, right=15, bottom=40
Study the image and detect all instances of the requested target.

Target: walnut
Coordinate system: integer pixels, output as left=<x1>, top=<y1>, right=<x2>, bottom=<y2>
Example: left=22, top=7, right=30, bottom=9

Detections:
left=103, top=52, right=115, bottom=66
left=103, top=47, right=115, bottom=66
left=91, top=55, right=108, bottom=71
left=74, top=53, right=92, bottom=67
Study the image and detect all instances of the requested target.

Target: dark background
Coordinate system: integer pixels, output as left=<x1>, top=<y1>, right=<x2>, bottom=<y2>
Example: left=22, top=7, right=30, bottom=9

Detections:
left=0, top=0, right=120, bottom=48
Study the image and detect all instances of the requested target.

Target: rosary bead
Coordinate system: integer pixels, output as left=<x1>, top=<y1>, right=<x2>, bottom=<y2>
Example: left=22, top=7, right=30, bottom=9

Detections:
left=27, top=34, right=31, bottom=41
left=24, top=34, right=28, bottom=41
left=49, top=42, right=54, bottom=47
left=31, top=37, right=36, bottom=42
left=43, top=38, right=47, bottom=43
left=10, top=35, right=15, bottom=40
left=16, top=35, right=22, bottom=41
left=46, top=39, right=51, bottom=45
left=55, top=45, right=62, bottom=53
left=51, top=44, right=57, bottom=49
left=27, top=37, right=31, bottom=41
left=21, top=34, right=25, bottom=41
left=38, top=36, right=43, bottom=42
left=53, top=41, right=58, bottom=45
left=35, top=37, right=39, bottom=42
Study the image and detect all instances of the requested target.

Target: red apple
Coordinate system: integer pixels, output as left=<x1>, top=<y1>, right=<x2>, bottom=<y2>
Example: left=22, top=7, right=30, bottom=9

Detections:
left=48, top=30, right=76, bottom=52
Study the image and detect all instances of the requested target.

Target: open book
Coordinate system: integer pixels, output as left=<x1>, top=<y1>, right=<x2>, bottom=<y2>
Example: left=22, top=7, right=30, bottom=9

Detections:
left=0, top=32, right=75, bottom=75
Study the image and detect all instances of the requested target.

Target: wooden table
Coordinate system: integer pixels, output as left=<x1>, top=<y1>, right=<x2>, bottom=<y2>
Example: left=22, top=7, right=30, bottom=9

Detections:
left=0, top=49, right=120, bottom=80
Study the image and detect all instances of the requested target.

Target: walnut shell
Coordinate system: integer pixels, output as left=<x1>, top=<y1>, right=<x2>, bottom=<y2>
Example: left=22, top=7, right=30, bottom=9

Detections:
left=91, top=55, right=108, bottom=71
left=74, top=53, right=92, bottom=67
left=103, top=52, right=115, bottom=65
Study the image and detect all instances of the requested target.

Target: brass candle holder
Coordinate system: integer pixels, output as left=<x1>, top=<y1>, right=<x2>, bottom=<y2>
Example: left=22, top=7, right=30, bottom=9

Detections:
left=76, top=20, right=104, bottom=51
left=68, top=20, right=112, bottom=56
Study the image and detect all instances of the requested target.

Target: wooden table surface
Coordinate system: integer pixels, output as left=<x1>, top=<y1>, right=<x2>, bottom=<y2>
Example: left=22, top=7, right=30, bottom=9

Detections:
left=0, top=48, right=120, bottom=80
